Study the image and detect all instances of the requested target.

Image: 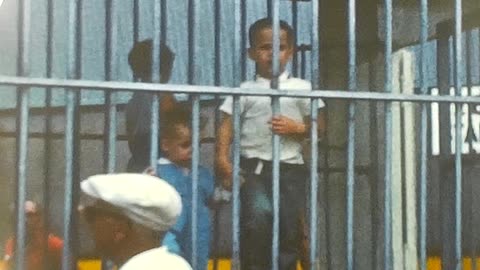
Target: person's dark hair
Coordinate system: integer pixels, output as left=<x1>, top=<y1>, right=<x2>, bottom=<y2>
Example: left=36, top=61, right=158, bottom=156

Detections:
left=128, top=39, right=174, bottom=82
left=160, top=106, right=191, bottom=140
left=248, top=17, right=295, bottom=47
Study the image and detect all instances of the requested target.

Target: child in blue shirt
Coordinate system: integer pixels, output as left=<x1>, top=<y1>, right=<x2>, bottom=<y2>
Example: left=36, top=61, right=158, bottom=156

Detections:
left=156, top=108, right=214, bottom=270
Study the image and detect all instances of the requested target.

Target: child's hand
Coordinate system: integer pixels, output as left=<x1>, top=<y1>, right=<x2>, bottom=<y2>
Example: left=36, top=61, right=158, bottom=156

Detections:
left=142, top=166, right=156, bottom=176
left=269, top=115, right=306, bottom=135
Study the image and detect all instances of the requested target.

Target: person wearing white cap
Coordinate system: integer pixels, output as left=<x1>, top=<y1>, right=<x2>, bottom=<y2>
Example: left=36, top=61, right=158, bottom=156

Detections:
left=80, top=173, right=192, bottom=270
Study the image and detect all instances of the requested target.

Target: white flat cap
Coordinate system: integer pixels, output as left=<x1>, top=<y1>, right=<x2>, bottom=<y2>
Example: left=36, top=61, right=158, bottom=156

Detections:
left=80, top=173, right=182, bottom=232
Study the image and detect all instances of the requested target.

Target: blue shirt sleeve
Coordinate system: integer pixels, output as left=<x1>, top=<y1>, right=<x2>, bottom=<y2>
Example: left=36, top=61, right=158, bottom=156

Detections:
left=162, top=232, right=182, bottom=255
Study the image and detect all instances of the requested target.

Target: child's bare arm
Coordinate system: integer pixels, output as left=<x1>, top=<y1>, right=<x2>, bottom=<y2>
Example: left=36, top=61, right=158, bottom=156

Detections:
left=270, top=110, right=326, bottom=139
left=215, top=113, right=233, bottom=190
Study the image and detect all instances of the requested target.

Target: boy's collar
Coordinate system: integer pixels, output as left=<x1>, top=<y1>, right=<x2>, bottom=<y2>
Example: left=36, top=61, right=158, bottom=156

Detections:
left=158, top=157, right=172, bottom=165
left=255, top=71, right=290, bottom=83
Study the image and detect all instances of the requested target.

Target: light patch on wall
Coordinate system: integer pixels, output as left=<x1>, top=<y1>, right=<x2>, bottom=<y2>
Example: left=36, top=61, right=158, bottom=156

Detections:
left=0, top=0, right=3, bottom=7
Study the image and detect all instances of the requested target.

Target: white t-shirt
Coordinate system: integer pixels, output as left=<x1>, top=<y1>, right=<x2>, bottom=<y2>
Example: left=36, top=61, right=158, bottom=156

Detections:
left=120, top=247, right=192, bottom=270
left=220, top=72, right=325, bottom=164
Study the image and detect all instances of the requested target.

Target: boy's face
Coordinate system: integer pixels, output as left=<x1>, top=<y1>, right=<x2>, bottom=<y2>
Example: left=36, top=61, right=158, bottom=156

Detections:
left=248, top=28, right=294, bottom=79
left=161, top=124, right=192, bottom=167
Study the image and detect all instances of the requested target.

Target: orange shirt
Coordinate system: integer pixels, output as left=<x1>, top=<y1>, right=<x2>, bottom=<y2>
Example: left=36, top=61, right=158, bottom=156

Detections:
left=4, top=234, right=63, bottom=270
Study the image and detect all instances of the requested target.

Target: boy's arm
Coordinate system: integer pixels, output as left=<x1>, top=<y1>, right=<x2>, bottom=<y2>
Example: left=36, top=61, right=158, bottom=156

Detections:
left=270, top=110, right=326, bottom=139
left=215, top=113, right=233, bottom=190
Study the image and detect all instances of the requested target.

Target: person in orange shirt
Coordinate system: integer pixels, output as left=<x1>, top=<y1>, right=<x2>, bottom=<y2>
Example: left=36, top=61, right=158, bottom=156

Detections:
left=3, top=201, right=63, bottom=270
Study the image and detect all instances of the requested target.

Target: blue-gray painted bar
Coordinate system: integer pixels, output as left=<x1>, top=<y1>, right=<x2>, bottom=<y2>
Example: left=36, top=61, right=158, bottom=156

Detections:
left=240, top=1, right=247, bottom=82
left=291, top=0, right=299, bottom=77
left=453, top=1, right=463, bottom=269
left=419, top=0, right=429, bottom=269
left=309, top=99, right=319, bottom=270
left=43, top=0, right=54, bottom=267
left=105, top=0, right=118, bottom=173
left=133, top=0, right=139, bottom=44
left=188, top=0, right=198, bottom=85
left=232, top=0, right=242, bottom=269
left=4, top=76, right=480, bottom=103
left=15, top=92, right=29, bottom=270
left=212, top=3, right=222, bottom=270
left=232, top=96, right=242, bottom=270
left=63, top=91, right=77, bottom=270
left=309, top=0, right=320, bottom=268
left=62, top=0, right=81, bottom=268
left=346, top=0, right=357, bottom=268
left=191, top=95, right=201, bottom=270
left=149, top=0, right=162, bottom=169
left=466, top=30, right=476, bottom=270
left=214, top=0, right=222, bottom=87
left=15, top=0, right=31, bottom=256
left=270, top=1, right=281, bottom=269
left=383, top=0, right=393, bottom=269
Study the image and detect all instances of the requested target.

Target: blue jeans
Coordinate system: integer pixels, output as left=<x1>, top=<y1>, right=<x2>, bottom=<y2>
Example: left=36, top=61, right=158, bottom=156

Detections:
left=240, top=158, right=307, bottom=270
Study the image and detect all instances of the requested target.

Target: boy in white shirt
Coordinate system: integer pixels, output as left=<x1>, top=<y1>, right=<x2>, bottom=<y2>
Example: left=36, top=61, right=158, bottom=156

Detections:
left=216, top=18, right=326, bottom=270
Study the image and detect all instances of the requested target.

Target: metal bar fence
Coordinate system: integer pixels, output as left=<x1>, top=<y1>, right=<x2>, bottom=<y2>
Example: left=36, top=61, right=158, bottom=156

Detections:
left=418, top=0, right=429, bottom=269
left=5, top=2, right=480, bottom=270
left=42, top=0, right=55, bottom=268
left=62, top=0, right=82, bottom=269
left=231, top=0, right=242, bottom=269
left=14, top=1, right=31, bottom=269
left=346, top=0, right=357, bottom=268
left=309, top=0, right=320, bottom=268
left=383, top=0, right=393, bottom=269
left=453, top=1, right=463, bottom=269
left=270, top=2, right=282, bottom=270
left=104, top=0, right=118, bottom=173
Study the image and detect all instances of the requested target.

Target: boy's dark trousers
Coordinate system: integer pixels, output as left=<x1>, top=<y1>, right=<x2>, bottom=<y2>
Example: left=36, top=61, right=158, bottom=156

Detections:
left=239, top=157, right=307, bottom=270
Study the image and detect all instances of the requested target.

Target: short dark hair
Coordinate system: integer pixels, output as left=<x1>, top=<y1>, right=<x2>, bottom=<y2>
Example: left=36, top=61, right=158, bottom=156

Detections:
left=160, top=106, right=191, bottom=140
left=128, top=39, right=174, bottom=82
left=248, top=17, right=295, bottom=47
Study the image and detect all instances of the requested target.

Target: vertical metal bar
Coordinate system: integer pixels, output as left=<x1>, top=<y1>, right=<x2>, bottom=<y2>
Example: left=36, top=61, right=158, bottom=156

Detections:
left=270, top=1, right=281, bottom=269
left=14, top=0, right=31, bottom=268
left=212, top=1, right=222, bottom=269
left=383, top=0, right=393, bottom=269
left=63, top=91, right=78, bottom=270
left=418, top=0, right=429, bottom=269
left=240, top=1, right=247, bottom=82
left=232, top=0, right=242, bottom=269
left=191, top=95, right=201, bottom=270
left=291, top=0, right=298, bottom=77
left=465, top=32, right=476, bottom=152
left=466, top=30, right=476, bottom=270
left=346, top=0, right=357, bottom=268
left=310, top=0, right=320, bottom=268
left=104, top=0, right=117, bottom=173
left=231, top=96, right=241, bottom=270
left=188, top=0, right=197, bottom=85
left=214, top=0, right=222, bottom=87
left=43, top=0, right=54, bottom=268
left=453, top=1, right=463, bottom=269
left=149, top=0, right=162, bottom=169
left=63, top=0, right=81, bottom=269
left=187, top=1, right=199, bottom=268
left=133, top=0, right=139, bottom=44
